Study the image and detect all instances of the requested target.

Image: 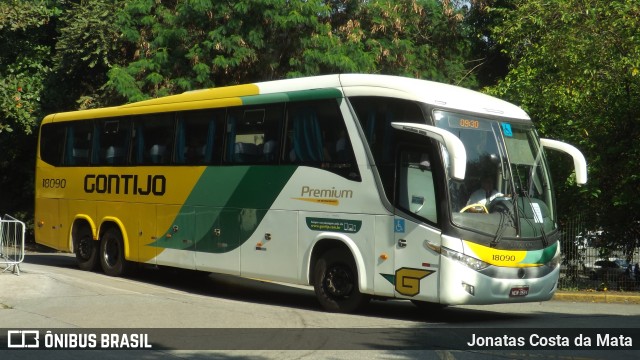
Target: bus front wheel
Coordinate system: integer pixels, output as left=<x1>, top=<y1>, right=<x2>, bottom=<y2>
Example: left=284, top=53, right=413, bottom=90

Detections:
left=76, top=226, right=98, bottom=271
left=99, top=227, right=130, bottom=277
left=313, top=248, right=370, bottom=313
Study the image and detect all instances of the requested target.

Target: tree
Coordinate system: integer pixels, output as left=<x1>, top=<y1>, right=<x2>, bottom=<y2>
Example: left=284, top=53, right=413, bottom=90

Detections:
left=487, top=0, right=640, bottom=251
left=324, top=0, right=475, bottom=86
left=0, top=0, right=60, bottom=134
left=47, top=0, right=126, bottom=110
left=106, top=0, right=477, bottom=102
left=0, top=0, right=63, bottom=228
left=463, top=0, right=514, bottom=87
left=106, top=0, right=346, bottom=101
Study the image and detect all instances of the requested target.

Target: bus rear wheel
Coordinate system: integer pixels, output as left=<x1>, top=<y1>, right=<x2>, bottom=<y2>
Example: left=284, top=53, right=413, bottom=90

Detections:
left=313, top=248, right=370, bottom=313
left=99, top=227, right=130, bottom=277
left=76, top=226, right=98, bottom=271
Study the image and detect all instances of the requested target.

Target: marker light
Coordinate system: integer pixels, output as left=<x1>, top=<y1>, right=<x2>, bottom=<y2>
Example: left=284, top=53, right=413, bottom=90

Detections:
left=462, top=282, right=475, bottom=295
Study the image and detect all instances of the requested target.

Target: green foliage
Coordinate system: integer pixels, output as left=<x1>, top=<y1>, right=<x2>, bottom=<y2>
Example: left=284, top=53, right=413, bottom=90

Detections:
left=0, top=0, right=60, bottom=134
left=106, top=0, right=338, bottom=98
left=463, top=0, right=514, bottom=87
left=487, top=0, right=640, bottom=250
left=0, top=52, right=48, bottom=134
left=49, top=0, right=126, bottom=110
left=106, top=0, right=476, bottom=100
left=0, top=0, right=63, bottom=232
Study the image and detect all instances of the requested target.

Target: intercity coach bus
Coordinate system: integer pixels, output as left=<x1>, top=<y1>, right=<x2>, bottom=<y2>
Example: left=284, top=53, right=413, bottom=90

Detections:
left=35, top=74, right=587, bottom=312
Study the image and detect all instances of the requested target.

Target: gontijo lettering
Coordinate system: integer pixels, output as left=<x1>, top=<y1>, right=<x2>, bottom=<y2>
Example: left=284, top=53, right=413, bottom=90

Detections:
left=84, top=174, right=166, bottom=196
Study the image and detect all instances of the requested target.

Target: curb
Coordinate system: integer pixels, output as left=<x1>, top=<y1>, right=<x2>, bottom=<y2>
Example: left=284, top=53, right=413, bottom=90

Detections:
left=554, top=291, right=640, bottom=304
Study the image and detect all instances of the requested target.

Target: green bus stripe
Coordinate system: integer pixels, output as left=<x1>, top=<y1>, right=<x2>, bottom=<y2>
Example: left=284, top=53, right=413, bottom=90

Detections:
left=521, top=242, right=558, bottom=264
left=241, top=93, right=290, bottom=105
left=150, top=166, right=297, bottom=253
left=286, top=88, right=342, bottom=102
left=239, top=88, right=343, bottom=106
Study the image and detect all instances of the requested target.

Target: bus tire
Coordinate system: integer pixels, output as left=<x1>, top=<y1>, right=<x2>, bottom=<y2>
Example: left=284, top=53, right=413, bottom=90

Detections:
left=75, top=226, right=98, bottom=271
left=99, top=227, right=130, bottom=277
left=313, top=248, right=370, bottom=312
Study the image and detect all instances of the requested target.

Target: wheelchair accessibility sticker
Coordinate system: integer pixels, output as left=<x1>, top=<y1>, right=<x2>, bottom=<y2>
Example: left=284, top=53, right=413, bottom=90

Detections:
left=394, top=219, right=405, bottom=233
left=501, top=123, right=513, bottom=137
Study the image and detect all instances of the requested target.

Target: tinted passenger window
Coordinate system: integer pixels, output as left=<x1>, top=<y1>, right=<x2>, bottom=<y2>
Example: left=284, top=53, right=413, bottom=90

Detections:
left=225, top=104, right=284, bottom=164
left=285, top=99, right=360, bottom=181
left=40, top=123, right=65, bottom=166
left=132, top=113, right=175, bottom=165
left=350, top=97, right=425, bottom=198
left=176, top=109, right=225, bottom=164
left=64, top=121, right=93, bottom=166
left=94, top=118, right=130, bottom=165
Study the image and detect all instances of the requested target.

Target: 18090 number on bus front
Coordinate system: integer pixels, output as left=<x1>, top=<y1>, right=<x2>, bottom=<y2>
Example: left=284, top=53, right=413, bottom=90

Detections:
left=42, top=178, right=67, bottom=189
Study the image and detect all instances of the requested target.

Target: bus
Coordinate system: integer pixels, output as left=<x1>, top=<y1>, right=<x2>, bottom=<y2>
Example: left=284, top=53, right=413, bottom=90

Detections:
left=35, top=74, right=587, bottom=312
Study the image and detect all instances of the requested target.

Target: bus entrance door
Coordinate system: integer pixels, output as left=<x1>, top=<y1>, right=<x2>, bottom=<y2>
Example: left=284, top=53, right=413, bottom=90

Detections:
left=393, top=218, right=441, bottom=302
left=392, top=146, right=441, bottom=302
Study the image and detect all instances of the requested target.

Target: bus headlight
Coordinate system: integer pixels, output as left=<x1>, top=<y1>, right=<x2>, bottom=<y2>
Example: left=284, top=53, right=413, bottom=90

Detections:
left=547, top=250, right=562, bottom=269
left=441, top=247, right=490, bottom=271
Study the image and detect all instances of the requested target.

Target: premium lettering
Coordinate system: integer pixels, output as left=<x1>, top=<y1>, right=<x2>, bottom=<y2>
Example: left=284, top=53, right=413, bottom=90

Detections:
left=84, top=174, right=166, bottom=196
left=300, top=186, right=353, bottom=199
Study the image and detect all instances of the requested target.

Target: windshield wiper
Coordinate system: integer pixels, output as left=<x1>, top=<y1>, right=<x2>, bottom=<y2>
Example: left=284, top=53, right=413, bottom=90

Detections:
left=519, top=189, right=549, bottom=247
left=512, top=165, right=548, bottom=245
left=490, top=210, right=508, bottom=248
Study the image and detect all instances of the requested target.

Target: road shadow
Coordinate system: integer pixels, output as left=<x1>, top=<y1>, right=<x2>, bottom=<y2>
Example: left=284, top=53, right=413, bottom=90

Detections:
left=21, top=252, right=533, bottom=325
left=23, top=252, right=77, bottom=268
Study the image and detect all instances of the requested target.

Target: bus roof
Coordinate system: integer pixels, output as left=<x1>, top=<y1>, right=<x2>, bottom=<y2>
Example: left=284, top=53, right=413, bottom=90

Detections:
left=42, top=74, right=530, bottom=123
left=339, top=74, right=530, bottom=120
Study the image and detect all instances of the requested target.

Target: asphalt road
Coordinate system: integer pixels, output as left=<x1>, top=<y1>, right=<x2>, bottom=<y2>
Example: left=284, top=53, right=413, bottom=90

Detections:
left=1, top=252, right=639, bottom=359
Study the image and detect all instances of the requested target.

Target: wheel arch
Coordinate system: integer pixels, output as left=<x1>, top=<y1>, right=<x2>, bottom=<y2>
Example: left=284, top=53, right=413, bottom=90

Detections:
left=70, top=215, right=97, bottom=252
left=98, top=217, right=131, bottom=260
left=305, top=233, right=370, bottom=293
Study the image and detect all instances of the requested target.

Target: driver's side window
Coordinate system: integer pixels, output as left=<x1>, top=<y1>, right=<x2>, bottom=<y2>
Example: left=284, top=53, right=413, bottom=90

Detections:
left=397, top=147, right=438, bottom=224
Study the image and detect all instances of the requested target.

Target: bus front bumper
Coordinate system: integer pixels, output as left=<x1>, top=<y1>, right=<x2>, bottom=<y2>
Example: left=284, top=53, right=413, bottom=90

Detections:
left=438, top=255, right=559, bottom=305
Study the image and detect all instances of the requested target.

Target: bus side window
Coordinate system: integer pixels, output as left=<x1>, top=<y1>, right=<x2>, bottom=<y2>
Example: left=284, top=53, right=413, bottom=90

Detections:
left=131, top=113, right=175, bottom=165
left=64, top=121, right=93, bottom=166
left=287, top=105, right=323, bottom=162
left=40, top=123, right=66, bottom=166
left=94, top=118, right=130, bottom=165
left=350, top=96, right=425, bottom=200
left=225, top=104, right=284, bottom=164
left=176, top=109, right=224, bottom=165
left=285, top=99, right=360, bottom=180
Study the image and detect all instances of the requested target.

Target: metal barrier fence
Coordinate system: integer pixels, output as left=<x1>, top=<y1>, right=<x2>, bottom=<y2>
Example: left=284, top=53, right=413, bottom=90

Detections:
left=0, top=214, right=25, bottom=275
left=559, top=214, right=640, bottom=291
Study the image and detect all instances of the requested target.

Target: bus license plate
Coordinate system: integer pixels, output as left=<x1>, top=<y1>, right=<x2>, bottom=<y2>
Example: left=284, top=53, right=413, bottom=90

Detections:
left=509, top=286, right=529, bottom=297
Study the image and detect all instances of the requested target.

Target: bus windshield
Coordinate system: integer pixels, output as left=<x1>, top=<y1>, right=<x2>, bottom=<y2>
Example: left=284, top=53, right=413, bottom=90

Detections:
left=434, top=110, right=556, bottom=241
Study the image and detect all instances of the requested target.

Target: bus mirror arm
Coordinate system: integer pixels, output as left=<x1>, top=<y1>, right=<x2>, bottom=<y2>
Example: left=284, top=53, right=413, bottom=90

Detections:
left=391, top=122, right=467, bottom=180
left=540, top=138, right=588, bottom=185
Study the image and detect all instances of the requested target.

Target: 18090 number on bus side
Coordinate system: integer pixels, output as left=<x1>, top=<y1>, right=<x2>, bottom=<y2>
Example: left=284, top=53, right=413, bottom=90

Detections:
left=42, top=178, right=67, bottom=189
